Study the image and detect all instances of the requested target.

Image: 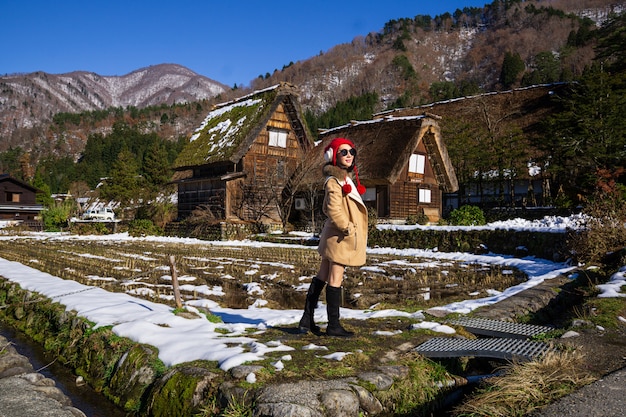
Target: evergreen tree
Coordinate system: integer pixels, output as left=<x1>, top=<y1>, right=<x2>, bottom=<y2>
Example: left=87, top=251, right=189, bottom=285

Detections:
left=541, top=63, right=626, bottom=198
left=143, top=142, right=172, bottom=191
left=304, top=92, right=379, bottom=137
left=595, top=11, right=626, bottom=74
left=99, top=147, right=141, bottom=207
left=32, top=171, right=54, bottom=207
left=500, top=51, right=525, bottom=89
left=0, top=147, right=25, bottom=180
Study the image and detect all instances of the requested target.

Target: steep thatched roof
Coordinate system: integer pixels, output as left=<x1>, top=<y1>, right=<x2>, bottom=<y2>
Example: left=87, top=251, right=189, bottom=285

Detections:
left=172, top=82, right=310, bottom=170
left=317, top=115, right=458, bottom=192
left=375, top=83, right=569, bottom=138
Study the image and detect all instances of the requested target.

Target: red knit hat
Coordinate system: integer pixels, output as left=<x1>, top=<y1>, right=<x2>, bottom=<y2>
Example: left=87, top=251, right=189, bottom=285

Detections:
left=324, top=137, right=366, bottom=195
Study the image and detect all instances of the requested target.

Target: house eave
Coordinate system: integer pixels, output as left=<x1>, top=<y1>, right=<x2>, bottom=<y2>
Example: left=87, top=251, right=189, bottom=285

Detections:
left=0, top=205, right=44, bottom=212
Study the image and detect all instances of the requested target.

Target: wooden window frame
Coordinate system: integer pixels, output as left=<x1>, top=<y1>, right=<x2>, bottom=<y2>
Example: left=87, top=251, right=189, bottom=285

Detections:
left=268, top=129, right=287, bottom=148
left=409, top=154, right=426, bottom=174
left=6, top=191, right=21, bottom=203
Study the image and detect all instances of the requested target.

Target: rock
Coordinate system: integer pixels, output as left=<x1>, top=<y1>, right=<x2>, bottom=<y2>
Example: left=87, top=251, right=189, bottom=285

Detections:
left=0, top=347, right=34, bottom=377
left=350, top=384, right=383, bottom=414
left=319, top=389, right=360, bottom=416
left=377, top=365, right=410, bottom=379
left=0, top=336, right=86, bottom=417
left=571, top=319, right=593, bottom=327
left=357, top=371, right=394, bottom=390
left=230, top=364, right=265, bottom=379
left=425, top=308, right=450, bottom=318
left=253, top=402, right=322, bottom=417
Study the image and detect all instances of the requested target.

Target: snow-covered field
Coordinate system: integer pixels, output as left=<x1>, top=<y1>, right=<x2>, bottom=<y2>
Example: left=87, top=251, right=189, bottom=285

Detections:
left=0, top=214, right=623, bottom=375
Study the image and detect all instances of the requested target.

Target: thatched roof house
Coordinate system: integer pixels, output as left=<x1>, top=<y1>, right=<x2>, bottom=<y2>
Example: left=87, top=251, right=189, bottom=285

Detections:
left=375, top=83, right=568, bottom=142
left=172, top=83, right=313, bottom=223
left=308, top=114, right=458, bottom=223
left=374, top=84, right=570, bottom=208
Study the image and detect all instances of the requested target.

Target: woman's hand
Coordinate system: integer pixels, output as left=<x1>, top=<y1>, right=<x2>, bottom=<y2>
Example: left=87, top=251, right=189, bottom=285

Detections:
left=345, top=222, right=355, bottom=236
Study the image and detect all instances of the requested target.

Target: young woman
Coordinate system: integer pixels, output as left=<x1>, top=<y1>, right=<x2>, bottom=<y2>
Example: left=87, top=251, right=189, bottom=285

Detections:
left=299, top=137, right=368, bottom=337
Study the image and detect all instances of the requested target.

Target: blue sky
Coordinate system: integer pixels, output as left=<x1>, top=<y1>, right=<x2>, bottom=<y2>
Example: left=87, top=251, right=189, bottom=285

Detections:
left=1, top=0, right=489, bottom=88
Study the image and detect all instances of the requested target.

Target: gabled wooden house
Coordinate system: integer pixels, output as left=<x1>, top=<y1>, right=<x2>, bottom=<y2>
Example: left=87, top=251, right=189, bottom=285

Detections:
left=0, top=174, right=44, bottom=221
left=314, top=114, right=458, bottom=223
left=375, top=84, right=570, bottom=209
left=171, top=83, right=313, bottom=224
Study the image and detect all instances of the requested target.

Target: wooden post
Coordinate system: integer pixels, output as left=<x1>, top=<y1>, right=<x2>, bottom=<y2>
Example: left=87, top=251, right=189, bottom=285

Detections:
left=169, top=255, right=182, bottom=309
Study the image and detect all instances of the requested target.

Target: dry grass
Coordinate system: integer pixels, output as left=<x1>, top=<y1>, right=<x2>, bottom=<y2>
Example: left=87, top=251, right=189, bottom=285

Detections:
left=452, top=349, right=596, bottom=417
left=0, top=235, right=523, bottom=312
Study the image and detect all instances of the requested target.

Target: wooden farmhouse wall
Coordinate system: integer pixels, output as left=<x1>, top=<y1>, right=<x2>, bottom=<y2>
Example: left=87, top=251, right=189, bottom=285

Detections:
left=0, top=175, right=42, bottom=221
left=177, top=176, right=226, bottom=220
left=234, top=103, right=307, bottom=224
left=388, top=139, right=442, bottom=221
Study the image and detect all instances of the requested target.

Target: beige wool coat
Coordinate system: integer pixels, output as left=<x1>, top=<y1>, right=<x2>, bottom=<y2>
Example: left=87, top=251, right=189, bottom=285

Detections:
left=317, top=164, right=369, bottom=267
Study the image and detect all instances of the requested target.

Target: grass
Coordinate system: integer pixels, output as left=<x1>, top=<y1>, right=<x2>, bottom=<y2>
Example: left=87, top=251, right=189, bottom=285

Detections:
left=583, top=297, right=626, bottom=330
left=452, top=350, right=595, bottom=417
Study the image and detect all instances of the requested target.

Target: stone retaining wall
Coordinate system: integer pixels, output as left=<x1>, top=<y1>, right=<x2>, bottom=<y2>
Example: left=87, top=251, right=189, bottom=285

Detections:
left=0, top=334, right=86, bottom=417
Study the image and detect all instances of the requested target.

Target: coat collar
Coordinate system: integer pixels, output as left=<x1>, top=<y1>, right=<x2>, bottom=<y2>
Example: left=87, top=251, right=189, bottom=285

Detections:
left=322, top=163, right=350, bottom=179
left=322, top=164, right=365, bottom=208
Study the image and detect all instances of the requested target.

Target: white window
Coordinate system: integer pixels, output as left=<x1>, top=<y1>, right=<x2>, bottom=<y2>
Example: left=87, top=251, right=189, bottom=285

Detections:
left=418, top=188, right=431, bottom=203
left=409, top=154, right=426, bottom=174
left=268, top=129, right=287, bottom=148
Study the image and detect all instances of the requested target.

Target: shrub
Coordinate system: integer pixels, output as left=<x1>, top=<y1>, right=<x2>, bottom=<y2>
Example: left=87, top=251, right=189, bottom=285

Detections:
left=128, top=219, right=162, bottom=237
left=367, top=207, right=378, bottom=232
left=448, top=205, right=486, bottom=226
left=569, top=188, right=626, bottom=264
left=41, top=204, right=71, bottom=231
left=406, top=213, right=429, bottom=225
left=70, top=221, right=110, bottom=235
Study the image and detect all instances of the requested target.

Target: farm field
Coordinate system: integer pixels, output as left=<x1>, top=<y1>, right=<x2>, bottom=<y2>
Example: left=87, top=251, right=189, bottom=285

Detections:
left=0, top=232, right=527, bottom=314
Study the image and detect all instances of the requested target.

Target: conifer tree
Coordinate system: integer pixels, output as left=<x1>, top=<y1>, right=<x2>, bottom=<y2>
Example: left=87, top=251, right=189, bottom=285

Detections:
left=143, top=142, right=171, bottom=191
left=500, top=51, right=525, bottom=89
left=99, top=147, right=141, bottom=207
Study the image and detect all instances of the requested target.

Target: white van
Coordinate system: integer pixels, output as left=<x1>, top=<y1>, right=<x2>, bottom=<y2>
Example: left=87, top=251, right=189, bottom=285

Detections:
left=82, top=207, right=115, bottom=221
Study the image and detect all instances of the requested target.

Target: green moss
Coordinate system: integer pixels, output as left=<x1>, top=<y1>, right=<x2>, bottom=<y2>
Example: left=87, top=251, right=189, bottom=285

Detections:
left=105, top=344, right=162, bottom=412
left=147, top=366, right=221, bottom=417
left=376, top=353, right=452, bottom=415
left=173, top=88, right=278, bottom=169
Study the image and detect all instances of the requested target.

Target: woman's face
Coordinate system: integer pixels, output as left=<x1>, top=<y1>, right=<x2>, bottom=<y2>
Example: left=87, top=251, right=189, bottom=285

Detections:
left=336, top=144, right=355, bottom=169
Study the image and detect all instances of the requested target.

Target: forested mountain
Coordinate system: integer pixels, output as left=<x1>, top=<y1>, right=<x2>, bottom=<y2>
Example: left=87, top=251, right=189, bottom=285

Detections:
left=0, top=0, right=623, bottom=204
left=0, top=64, right=227, bottom=152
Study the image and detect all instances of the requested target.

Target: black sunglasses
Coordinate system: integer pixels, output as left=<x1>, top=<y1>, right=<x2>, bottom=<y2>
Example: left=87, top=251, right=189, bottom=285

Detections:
left=338, top=148, right=356, bottom=157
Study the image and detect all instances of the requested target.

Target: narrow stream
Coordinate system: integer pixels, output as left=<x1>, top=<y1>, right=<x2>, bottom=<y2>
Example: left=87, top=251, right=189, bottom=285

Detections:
left=0, top=324, right=126, bottom=417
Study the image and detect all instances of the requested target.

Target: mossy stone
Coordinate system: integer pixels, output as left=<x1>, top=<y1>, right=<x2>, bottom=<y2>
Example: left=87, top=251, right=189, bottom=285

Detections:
left=107, top=344, right=162, bottom=412
left=147, top=366, right=220, bottom=417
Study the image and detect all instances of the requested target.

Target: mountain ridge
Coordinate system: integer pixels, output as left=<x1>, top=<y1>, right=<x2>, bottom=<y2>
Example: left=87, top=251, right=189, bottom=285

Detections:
left=0, top=0, right=622, bottom=160
left=0, top=63, right=228, bottom=142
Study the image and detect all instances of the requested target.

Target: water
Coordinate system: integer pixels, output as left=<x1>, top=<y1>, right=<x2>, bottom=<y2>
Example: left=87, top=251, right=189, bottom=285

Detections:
left=0, top=324, right=126, bottom=417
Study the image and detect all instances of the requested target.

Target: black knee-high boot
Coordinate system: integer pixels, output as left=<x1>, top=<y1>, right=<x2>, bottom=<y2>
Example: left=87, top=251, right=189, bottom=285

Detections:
left=326, top=285, right=354, bottom=337
left=298, top=277, right=326, bottom=334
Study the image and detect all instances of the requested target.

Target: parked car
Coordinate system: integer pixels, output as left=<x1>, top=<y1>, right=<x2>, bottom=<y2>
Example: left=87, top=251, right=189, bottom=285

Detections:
left=82, top=207, right=115, bottom=221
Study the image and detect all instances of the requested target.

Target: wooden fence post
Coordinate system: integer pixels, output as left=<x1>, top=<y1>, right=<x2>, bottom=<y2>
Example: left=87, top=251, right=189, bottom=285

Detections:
left=169, top=255, right=182, bottom=309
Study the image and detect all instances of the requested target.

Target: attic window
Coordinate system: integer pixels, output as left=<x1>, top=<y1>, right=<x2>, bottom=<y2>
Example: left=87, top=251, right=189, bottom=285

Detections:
left=409, top=154, right=426, bottom=174
left=6, top=191, right=21, bottom=203
left=268, top=129, right=287, bottom=148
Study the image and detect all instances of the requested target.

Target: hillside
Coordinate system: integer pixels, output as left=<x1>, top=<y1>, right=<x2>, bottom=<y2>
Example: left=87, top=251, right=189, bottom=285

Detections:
left=0, top=0, right=622, bottom=163
left=0, top=64, right=227, bottom=151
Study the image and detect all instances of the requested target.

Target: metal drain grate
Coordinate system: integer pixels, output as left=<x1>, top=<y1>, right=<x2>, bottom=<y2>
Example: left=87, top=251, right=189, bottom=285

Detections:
left=447, top=317, right=553, bottom=339
left=415, top=337, right=552, bottom=361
